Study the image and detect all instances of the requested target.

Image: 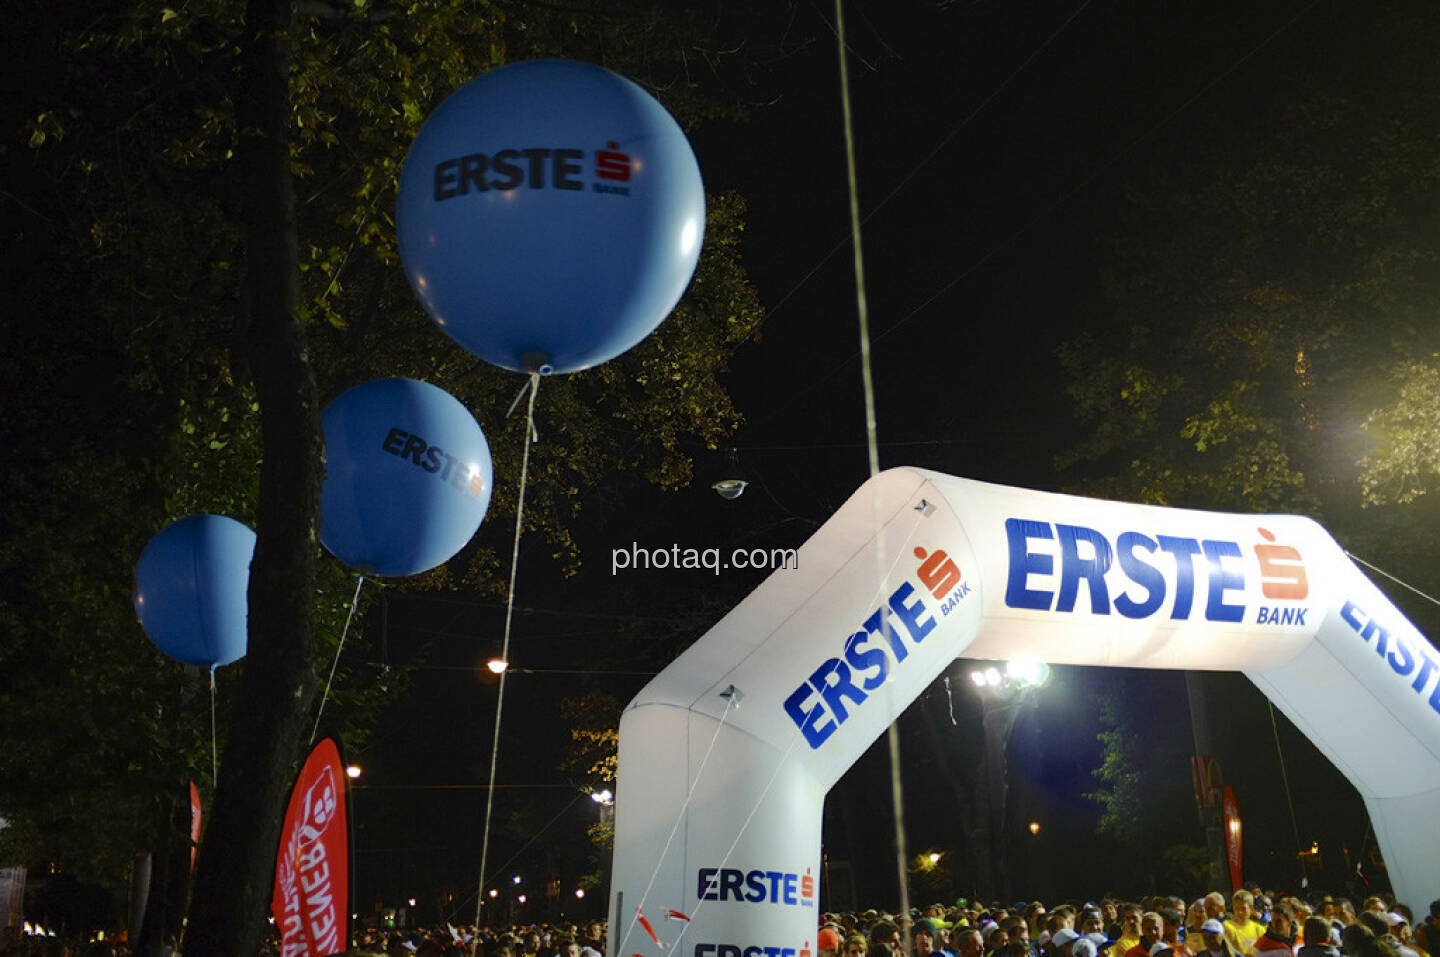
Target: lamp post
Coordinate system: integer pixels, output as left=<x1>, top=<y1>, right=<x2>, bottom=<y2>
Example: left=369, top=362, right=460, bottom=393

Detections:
left=967, top=657, right=1049, bottom=903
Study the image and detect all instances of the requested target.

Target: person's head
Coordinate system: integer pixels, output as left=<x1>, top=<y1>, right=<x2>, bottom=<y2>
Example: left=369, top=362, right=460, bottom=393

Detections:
left=954, top=930, right=983, bottom=957
left=1338, top=901, right=1357, bottom=924
left=1303, top=917, right=1333, bottom=947
left=1339, top=923, right=1373, bottom=957
left=1188, top=902, right=1209, bottom=930
left=1204, top=895, right=1227, bottom=921
left=871, top=922, right=901, bottom=951
left=1101, top=902, right=1119, bottom=925
left=1120, top=907, right=1143, bottom=937
left=1358, top=913, right=1389, bottom=939
left=846, top=935, right=870, bottom=957
left=525, top=932, right=542, bottom=953
left=1362, top=899, right=1388, bottom=916
left=1005, top=917, right=1031, bottom=944
left=584, top=923, right=604, bottom=946
left=985, top=926, right=1010, bottom=953
left=1140, top=914, right=1163, bottom=946
left=564, top=943, right=581, bottom=957
left=1051, top=928, right=1081, bottom=957
left=1200, top=919, right=1226, bottom=953
left=1430, top=899, right=1440, bottom=922
left=820, top=927, right=843, bottom=957
left=1232, top=892, right=1255, bottom=924
left=914, top=920, right=937, bottom=956
left=1159, top=909, right=1183, bottom=943
left=1270, top=902, right=1297, bottom=939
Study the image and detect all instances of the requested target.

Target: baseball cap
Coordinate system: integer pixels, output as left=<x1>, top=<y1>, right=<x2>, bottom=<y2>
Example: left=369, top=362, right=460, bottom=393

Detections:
left=1201, top=920, right=1225, bottom=935
left=819, top=929, right=842, bottom=951
left=1053, top=929, right=1081, bottom=948
left=1073, top=940, right=1098, bottom=957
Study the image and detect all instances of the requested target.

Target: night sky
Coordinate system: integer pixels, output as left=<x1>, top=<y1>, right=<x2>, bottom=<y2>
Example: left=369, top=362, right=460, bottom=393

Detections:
left=344, top=0, right=1406, bottom=922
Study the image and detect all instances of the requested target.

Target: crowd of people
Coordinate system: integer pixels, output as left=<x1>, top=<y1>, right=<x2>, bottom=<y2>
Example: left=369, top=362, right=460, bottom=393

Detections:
left=810, top=890, right=1439, bottom=957
left=6, top=888, right=1438, bottom=957
left=333, top=890, right=1439, bottom=957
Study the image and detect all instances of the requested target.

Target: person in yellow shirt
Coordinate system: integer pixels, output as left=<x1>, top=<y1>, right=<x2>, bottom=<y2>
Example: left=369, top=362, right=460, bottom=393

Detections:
left=1223, top=891, right=1267, bottom=957
left=1113, top=905, right=1144, bottom=957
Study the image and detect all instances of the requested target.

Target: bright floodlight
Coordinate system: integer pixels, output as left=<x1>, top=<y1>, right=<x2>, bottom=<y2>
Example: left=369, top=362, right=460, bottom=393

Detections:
left=345, top=765, right=362, bottom=779
left=970, top=671, right=987, bottom=687
left=928, top=852, right=941, bottom=864
left=1006, top=654, right=1051, bottom=688
left=591, top=789, right=614, bottom=804
left=576, top=889, right=586, bottom=899
left=984, top=667, right=1002, bottom=686
left=486, top=658, right=508, bottom=675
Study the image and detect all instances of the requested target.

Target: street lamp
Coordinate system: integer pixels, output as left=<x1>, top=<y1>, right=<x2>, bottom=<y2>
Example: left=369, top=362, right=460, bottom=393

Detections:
left=486, top=658, right=508, bottom=675
left=345, top=765, right=362, bottom=779
left=965, top=656, right=1051, bottom=902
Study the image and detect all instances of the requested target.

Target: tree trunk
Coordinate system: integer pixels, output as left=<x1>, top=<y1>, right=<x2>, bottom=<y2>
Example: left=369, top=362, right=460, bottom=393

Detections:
left=184, top=0, right=324, bottom=953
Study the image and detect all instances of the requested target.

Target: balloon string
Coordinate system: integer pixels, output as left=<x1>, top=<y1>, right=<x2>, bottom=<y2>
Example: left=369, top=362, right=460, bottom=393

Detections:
left=311, top=574, right=367, bottom=745
left=1344, top=550, right=1440, bottom=607
left=834, top=0, right=913, bottom=938
left=475, top=371, right=541, bottom=931
left=209, top=669, right=218, bottom=787
left=616, top=693, right=738, bottom=957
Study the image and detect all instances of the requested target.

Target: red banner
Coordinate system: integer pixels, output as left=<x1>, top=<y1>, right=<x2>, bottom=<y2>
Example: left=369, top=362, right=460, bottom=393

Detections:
left=189, top=781, right=203, bottom=871
left=1189, top=755, right=1222, bottom=809
left=1222, top=785, right=1243, bottom=892
left=272, top=738, right=349, bottom=957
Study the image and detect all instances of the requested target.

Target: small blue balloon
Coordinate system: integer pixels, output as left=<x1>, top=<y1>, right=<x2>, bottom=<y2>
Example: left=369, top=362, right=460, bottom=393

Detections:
left=321, top=378, right=493, bottom=577
left=133, top=514, right=255, bottom=669
left=397, top=59, right=706, bottom=374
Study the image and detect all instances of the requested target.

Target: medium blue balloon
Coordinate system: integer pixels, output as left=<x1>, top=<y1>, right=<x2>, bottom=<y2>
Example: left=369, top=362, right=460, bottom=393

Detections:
left=396, top=59, right=706, bottom=374
left=133, top=514, right=255, bottom=669
left=321, top=378, right=493, bottom=577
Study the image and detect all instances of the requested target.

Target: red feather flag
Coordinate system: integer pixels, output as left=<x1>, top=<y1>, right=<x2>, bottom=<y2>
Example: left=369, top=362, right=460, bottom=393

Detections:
left=271, top=738, right=350, bottom=957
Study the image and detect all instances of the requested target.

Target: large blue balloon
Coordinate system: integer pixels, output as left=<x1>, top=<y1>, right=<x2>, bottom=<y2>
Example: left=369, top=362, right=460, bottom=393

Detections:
left=133, top=514, right=255, bottom=669
left=396, top=59, right=706, bottom=375
left=321, top=378, right=493, bottom=577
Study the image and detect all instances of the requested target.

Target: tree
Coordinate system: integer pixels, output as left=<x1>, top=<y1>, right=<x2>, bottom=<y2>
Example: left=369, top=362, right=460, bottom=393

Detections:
left=5, top=0, right=767, bottom=947
left=1085, top=681, right=1196, bottom=893
left=1056, top=1, right=1440, bottom=629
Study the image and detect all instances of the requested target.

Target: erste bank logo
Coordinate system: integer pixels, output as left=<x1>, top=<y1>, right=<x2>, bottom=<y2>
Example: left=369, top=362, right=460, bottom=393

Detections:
left=783, top=544, right=973, bottom=749
left=433, top=141, right=635, bottom=200
left=1004, top=519, right=1311, bottom=626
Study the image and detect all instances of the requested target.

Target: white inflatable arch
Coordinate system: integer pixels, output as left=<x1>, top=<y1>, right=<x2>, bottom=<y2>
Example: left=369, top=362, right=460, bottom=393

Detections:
left=608, top=468, right=1440, bottom=956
